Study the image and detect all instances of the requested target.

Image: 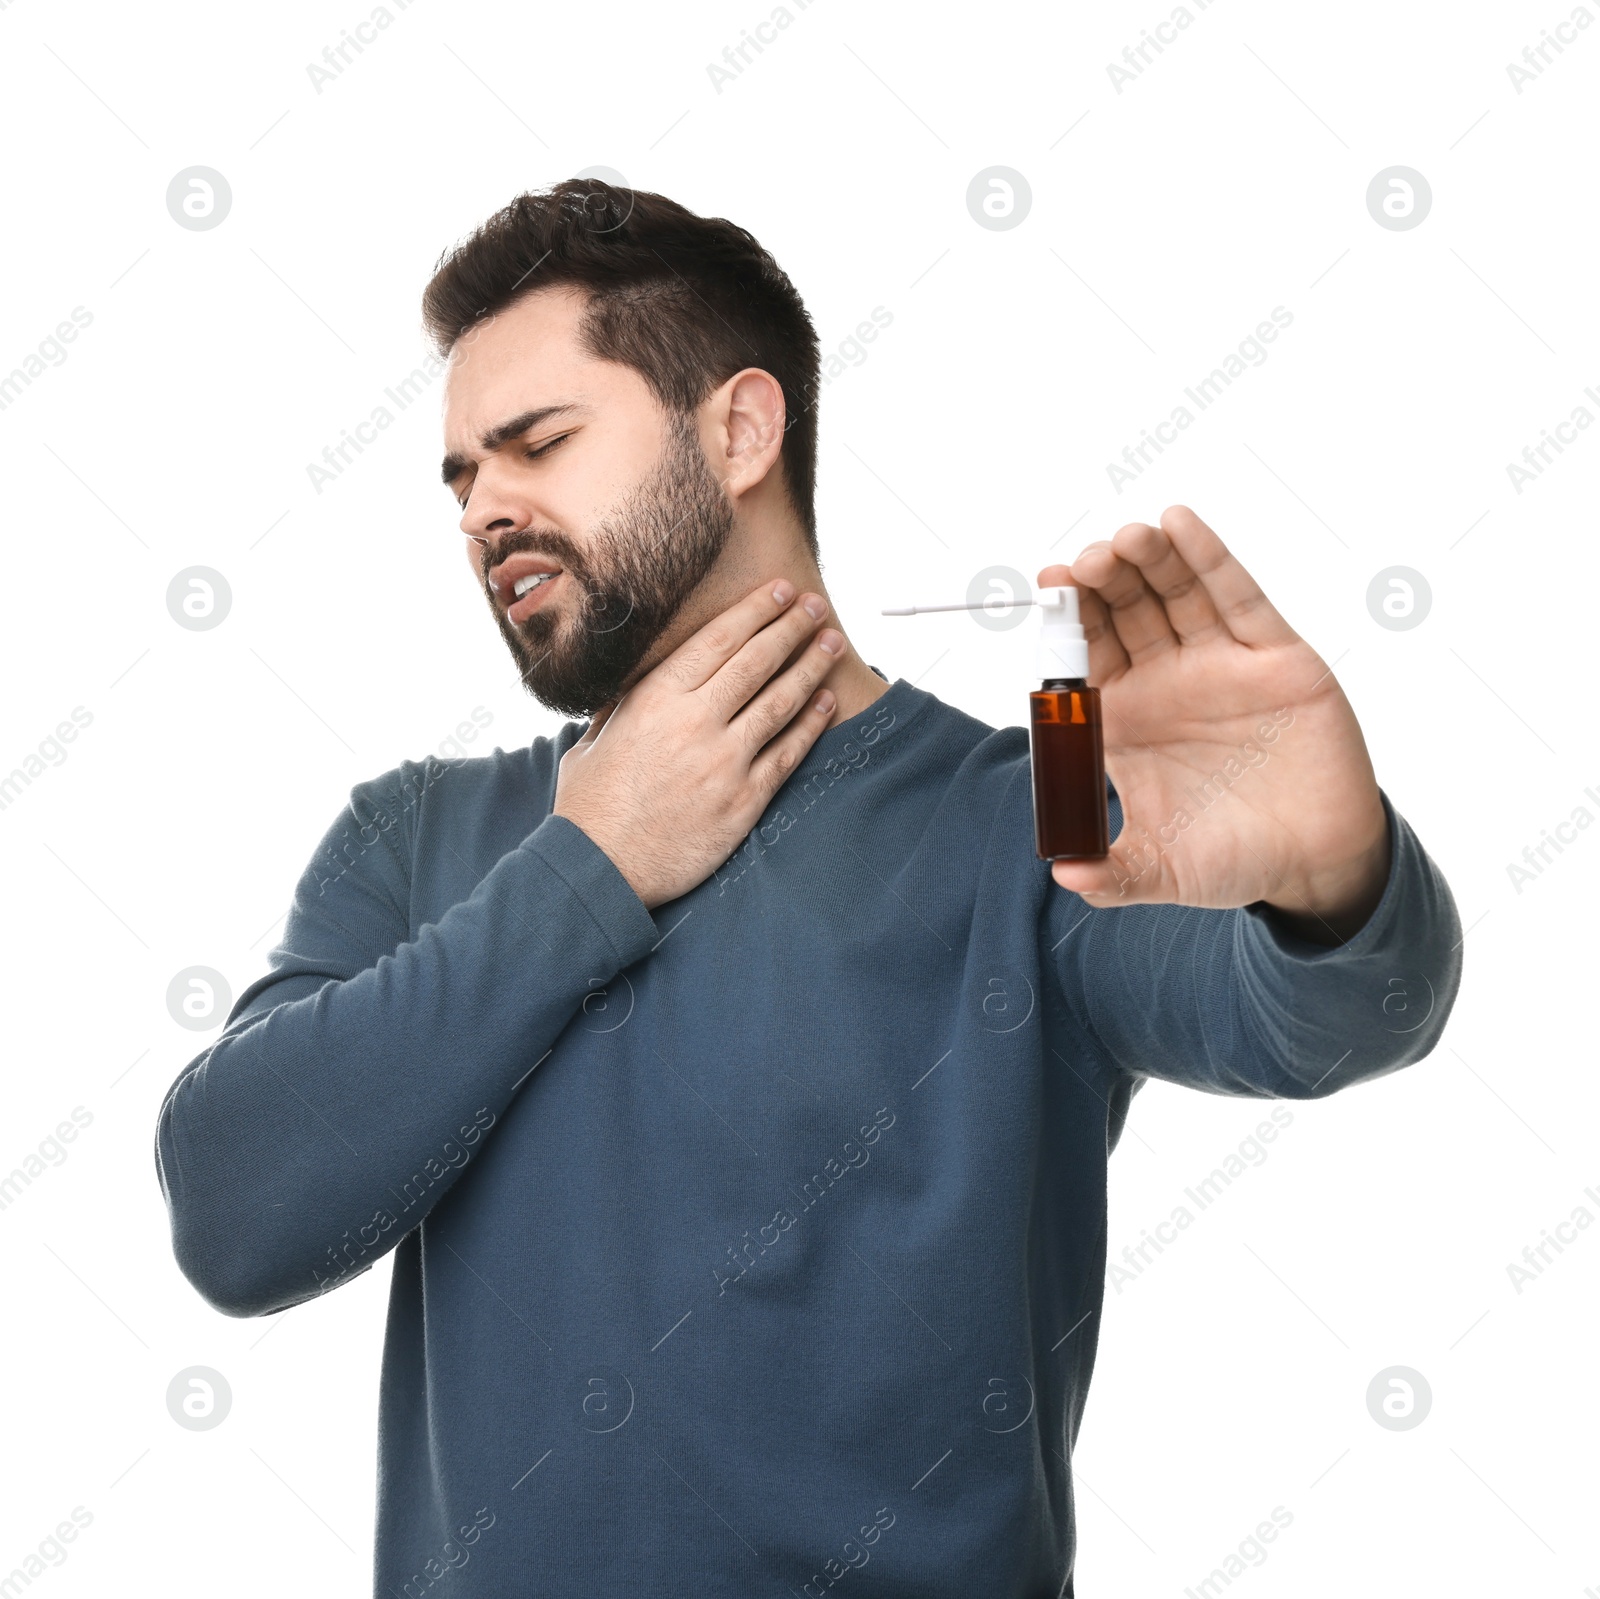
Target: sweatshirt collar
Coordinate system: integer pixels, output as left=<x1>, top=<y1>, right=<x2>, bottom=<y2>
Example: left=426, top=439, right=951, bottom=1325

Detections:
left=784, top=668, right=930, bottom=785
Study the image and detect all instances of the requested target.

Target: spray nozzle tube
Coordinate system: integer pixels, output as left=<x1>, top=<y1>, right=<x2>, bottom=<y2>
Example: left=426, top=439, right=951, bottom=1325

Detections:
left=881, top=589, right=1072, bottom=616
left=883, top=585, right=1081, bottom=614
left=882, top=587, right=1089, bottom=678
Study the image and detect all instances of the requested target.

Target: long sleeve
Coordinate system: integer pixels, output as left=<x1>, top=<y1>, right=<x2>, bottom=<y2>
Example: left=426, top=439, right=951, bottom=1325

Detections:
left=154, top=764, right=661, bottom=1317
left=1050, top=785, right=1463, bottom=1099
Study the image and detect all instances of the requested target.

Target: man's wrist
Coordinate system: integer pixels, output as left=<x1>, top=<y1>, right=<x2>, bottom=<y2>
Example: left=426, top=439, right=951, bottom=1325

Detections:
left=1259, top=808, right=1392, bottom=947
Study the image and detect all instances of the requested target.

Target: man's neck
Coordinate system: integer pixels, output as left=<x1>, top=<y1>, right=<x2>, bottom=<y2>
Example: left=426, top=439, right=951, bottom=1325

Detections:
left=710, top=547, right=889, bottom=732
left=818, top=651, right=891, bottom=730
left=596, top=632, right=887, bottom=734
left=605, top=543, right=891, bottom=732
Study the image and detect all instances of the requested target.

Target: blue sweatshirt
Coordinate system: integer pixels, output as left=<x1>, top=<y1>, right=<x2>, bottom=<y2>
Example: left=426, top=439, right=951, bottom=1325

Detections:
left=155, top=671, right=1462, bottom=1598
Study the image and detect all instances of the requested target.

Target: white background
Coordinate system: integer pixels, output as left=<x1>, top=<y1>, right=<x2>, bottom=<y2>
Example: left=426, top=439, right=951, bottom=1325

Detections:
left=1, top=0, right=1595, bottom=1593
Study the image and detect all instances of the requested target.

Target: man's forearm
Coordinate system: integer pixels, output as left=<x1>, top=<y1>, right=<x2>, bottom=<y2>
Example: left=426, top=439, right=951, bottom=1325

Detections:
left=156, top=812, right=658, bottom=1318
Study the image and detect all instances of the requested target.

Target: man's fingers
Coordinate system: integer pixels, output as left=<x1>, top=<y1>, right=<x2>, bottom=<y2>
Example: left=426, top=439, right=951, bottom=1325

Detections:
left=1106, top=518, right=1229, bottom=646
left=748, top=685, right=836, bottom=794
left=728, top=625, right=840, bottom=756
left=659, top=580, right=801, bottom=696
left=1070, top=526, right=1180, bottom=665
left=1158, top=505, right=1299, bottom=649
left=1046, top=503, right=1296, bottom=671
left=702, top=593, right=829, bottom=724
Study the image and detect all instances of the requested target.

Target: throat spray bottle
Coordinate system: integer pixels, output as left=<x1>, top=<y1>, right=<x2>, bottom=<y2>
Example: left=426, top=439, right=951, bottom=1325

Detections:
left=882, top=585, right=1109, bottom=860
left=1028, top=587, right=1109, bottom=860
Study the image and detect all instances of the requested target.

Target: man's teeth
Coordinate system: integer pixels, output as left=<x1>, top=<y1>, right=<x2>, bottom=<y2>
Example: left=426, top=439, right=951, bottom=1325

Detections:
left=512, top=572, right=557, bottom=598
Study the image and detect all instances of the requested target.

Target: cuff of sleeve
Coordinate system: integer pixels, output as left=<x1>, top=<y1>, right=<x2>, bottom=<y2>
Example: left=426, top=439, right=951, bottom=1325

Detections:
left=1238, top=787, right=1407, bottom=965
left=520, top=813, right=660, bottom=969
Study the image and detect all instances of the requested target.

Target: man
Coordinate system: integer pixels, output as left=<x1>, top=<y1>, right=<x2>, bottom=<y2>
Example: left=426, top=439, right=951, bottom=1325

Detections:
left=155, top=179, right=1462, bottom=1597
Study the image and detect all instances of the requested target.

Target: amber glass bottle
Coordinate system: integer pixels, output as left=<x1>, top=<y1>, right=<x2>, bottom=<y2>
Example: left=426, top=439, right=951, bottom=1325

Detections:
left=1030, top=678, right=1109, bottom=859
left=1028, top=586, right=1109, bottom=860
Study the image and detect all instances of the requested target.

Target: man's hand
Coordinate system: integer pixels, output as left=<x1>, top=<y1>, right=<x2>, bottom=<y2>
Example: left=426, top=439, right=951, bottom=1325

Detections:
left=552, top=579, right=841, bottom=910
left=1043, top=505, right=1391, bottom=946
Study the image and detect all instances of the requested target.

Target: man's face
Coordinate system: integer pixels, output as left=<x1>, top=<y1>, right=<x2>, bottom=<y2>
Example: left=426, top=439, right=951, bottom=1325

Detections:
left=440, top=285, right=734, bottom=719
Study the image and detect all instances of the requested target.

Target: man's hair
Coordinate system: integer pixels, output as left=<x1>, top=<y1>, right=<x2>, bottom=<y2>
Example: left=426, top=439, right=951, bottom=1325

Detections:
left=421, top=179, right=822, bottom=560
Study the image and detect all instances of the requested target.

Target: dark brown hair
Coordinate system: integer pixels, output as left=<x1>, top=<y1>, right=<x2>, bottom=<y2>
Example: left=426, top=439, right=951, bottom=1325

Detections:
left=421, top=179, right=822, bottom=559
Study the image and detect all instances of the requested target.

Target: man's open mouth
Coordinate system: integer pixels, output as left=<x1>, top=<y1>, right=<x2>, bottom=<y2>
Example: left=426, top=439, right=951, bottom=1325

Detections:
left=502, top=566, right=565, bottom=622
left=488, top=554, right=567, bottom=621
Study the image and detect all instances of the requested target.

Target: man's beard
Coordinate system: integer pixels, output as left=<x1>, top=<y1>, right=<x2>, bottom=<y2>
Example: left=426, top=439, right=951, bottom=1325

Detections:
left=482, top=411, right=735, bottom=720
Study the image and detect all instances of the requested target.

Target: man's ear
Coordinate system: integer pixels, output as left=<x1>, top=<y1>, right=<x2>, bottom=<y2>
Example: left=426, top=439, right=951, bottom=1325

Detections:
left=707, top=367, right=787, bottom=501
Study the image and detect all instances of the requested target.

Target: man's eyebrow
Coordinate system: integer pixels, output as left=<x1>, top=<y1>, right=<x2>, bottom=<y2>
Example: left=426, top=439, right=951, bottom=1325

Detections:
left=440, top=402, right=592, bottom=486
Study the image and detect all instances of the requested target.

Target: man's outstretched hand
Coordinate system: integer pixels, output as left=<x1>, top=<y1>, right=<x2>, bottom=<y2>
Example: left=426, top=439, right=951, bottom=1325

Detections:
left=1042, top=505, right=1390, bottom=947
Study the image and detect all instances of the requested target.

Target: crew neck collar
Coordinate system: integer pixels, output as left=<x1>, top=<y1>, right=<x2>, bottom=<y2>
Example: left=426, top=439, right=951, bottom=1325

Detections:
left=784, top=667, right=930, bottom=784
